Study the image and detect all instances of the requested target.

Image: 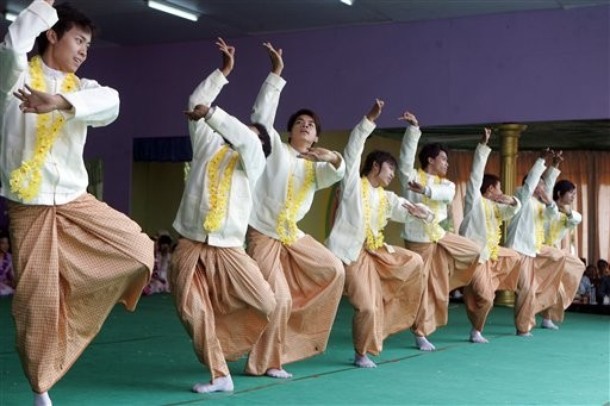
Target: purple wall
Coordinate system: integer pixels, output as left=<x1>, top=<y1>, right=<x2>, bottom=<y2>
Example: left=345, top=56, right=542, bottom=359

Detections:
left=80, top=5, right=610, bottom=213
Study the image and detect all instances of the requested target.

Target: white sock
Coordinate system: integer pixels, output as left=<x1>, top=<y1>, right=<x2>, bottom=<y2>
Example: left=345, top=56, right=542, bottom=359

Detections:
left=34, top=392, right=52, bottom=406
left=541, top=319, right=559, bottom=330
left=470, top=329, right=489, bottom=344
left=265, top=368, right=293, bottom=379
left=415, top=335, right=436, bottom=351
left=354, top=353, right=377, bottom=368
left=192, top=375, right=234, bottom=393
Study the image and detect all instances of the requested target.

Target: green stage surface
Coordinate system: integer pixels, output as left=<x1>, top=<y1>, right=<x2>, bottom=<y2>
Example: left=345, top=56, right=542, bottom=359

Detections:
left=1, top=295, right=608, bottom=405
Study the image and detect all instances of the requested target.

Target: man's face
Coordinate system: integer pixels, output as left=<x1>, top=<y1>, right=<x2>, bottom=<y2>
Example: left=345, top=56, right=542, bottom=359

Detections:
left=488, top=181, right=503, bottom=197
left=45, top=25, right=91, bottom=73
left=289, top=114, right=318, bottom=150
left=427, top=151, right=448, bottom=176
left=376, top=161, right=395, bottom=188
left=559, top=188, right=576, bottom=205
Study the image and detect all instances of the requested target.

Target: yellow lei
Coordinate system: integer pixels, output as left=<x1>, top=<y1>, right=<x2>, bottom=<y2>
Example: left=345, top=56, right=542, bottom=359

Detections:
left=203, top=145, right=239, bottom=232
left=276, top=160, right=315, bottom=245
left=9, top=56, right=79, bottom=202
left=545, top=212, right=568, bottom=246
left=417, top=169, right=444, bottom=242
left=482, top=198, right=502, bottom=261
left=534, top=201, right=546, bottom=252
left=361, top=177, right=388, bottom=250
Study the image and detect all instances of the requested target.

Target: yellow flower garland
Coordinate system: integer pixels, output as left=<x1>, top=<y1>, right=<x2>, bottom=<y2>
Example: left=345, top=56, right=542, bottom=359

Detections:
left=9, top=55, right=79, bottom=202
left=276, top=159, right=315, bottom=245
left=361, top=177, right=388, bottom=250
left=534, top=202, right=545, bottom=252
left=203, top=145, right=239, bottom=232
left=482, top=198, right=502, bottom=261
left=417, top=169, right=444, bottom=242
left=545, top=212, right=568, bottom=246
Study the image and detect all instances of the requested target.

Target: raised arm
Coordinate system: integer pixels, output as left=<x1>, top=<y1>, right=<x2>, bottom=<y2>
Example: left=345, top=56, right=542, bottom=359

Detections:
left=185, top=37, right=233, bottom=115
left=1, top=0, right=58, bottom=96
left=398, top=111, right=422, bottom=195
left=464, top=128, right=492, bottom=213
left=250, top=42, right=285, bottom=129
left=340, top=99, right=383, bottom=190
left=518, top=149, right=551, bottom=201
left=542, top=150, right=562, bottom=195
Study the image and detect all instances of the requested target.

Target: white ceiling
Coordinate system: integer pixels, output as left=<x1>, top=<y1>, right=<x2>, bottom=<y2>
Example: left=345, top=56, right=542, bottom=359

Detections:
left=1, top=0, right=609, bottom=47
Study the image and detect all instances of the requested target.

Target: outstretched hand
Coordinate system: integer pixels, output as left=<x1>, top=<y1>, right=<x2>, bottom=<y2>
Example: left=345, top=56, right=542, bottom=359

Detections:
left=263, top=42, right=284, bottom=75
left=552, top=150, right=564, bottom=167
left=366, top=99, right=384, bottom=123
left=407, top=180, right=425, bottom=194
left=540, top=147, right=554, bottom=161
left=489, top=194, right=517, bottom=206
left=402, top=200, right=432, bottom=220
left=216, top=37, right=235, bottom=77
left=481, top=127, right=492, bottom=145
left=184, top=104, right=209, bottom=121
left=13, top=84, right=70, bottom=114
left=299, top=147, right=338, bottom=163
left=398, top=111, right=418, bottom=126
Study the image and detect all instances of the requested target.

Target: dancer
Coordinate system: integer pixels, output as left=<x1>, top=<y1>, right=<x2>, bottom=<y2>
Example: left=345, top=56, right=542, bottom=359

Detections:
left=0, top=2, right=154, bottom=404
left=398, top=111, right=480, bottom=351
left=458, top=128, right=522, bottom=343
left=539, top=166, right=585, bottom=328
left=245, top=46, right=346, bottom=379
left=170, top=38, right=277, bottom=394
left=504, top=150, right=566, bottom=336
left=327, top=99, right=431, bottom=368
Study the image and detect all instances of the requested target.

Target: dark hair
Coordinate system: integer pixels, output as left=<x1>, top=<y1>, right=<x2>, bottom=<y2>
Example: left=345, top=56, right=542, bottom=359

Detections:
left=418, top=143, right=448, bottom=170
left=361, top=150, right=397, bottom=177
left=553, top=179, right=576, bottom=201
left=157, top=235, right=172, bottom=246
left=597, top=259, right=608, bottom=269
left=250, top=123, right=272, bottom=158
left=36, top=3, right=97, bottom=55
left=287, top=109, right=321, bottom=135
left=481, top=174, right=501, bottom=195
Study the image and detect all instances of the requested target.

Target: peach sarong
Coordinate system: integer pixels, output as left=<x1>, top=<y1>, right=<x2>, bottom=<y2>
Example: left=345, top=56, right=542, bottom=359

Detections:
left=245, top=228, right=345, bottom=375
left=463, top=247, right=521, bottom=332
left=170, top=239, right=276, bottom=379
left=8, top=194, right=154, bottom=393
left=541, top=252, right=585, bottom=323
left=344, top=245, right=425, bottom=356
left=405, top=232, right=480, bottom=337
left=514, top=245, right=566, bottom=333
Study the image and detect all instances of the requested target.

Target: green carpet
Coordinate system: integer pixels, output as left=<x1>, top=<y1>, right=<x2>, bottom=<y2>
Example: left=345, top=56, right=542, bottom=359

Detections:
left=1, top=295, right=608, bottom=405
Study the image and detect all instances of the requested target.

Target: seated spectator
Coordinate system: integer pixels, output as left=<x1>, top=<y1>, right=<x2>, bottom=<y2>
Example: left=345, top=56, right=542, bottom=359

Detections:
left=0, top=233, right=14, bottom=296
left=598, top=259, right=610, bottom=305
left=143, top=234, right=173, bottom=295
left=577, top=265, right=596, bottom=304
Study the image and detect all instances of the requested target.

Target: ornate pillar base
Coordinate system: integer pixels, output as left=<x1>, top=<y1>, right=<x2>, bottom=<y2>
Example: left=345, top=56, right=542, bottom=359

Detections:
left=495, top=290, right=515, bottom=307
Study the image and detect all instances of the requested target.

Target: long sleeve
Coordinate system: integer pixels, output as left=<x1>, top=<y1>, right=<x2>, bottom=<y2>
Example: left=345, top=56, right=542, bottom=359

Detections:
left=505, top=158, right=548, bottom=256
left=464, top=143, right=491, bottom=215
left=398, top=124, right=422, bottom=196
left=250, top=72, right=286, bottom=157
left=206, top=107, right=266, bottom=186
left=0, top=0, right=57, bottom=96
left=325, top=117, right=375, bottom=264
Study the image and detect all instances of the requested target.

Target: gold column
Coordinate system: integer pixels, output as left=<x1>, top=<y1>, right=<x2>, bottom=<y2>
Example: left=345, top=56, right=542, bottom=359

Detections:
left=495, top=124, right=527, bottom=307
